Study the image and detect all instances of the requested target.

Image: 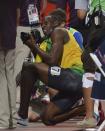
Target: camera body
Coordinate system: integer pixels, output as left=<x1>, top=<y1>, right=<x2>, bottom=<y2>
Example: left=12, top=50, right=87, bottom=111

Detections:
left=85, top=8, right=103, bottom=28
left=21, top=29, right=42, bottom=44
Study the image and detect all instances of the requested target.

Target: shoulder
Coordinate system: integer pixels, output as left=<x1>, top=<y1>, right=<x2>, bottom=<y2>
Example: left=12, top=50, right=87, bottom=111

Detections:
left=52, top=28, right=68, bottom=36
left=51, top=28, right=70, bottom=43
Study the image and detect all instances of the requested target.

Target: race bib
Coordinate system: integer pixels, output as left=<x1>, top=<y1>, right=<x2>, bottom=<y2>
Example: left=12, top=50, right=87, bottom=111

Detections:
left=50, top=67, right=61, bottom=76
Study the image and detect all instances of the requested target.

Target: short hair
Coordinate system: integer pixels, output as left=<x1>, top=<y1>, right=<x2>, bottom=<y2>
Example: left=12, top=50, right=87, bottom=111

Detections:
left=49, top=8, right=66, bottom=24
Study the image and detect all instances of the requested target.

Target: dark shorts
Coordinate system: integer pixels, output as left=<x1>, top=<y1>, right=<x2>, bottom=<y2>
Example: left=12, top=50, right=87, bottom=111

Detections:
left=92, top=71, right=105, bottom=100
left=48, top=66, right=83, bottom=111
left=51, top=92, right=82, bottom=112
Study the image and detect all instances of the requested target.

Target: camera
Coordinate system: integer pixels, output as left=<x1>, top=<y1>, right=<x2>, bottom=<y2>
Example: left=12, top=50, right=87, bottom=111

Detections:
left=21, top=29, right=42, bottom=44
left=85, top=7, right=103, bottom=28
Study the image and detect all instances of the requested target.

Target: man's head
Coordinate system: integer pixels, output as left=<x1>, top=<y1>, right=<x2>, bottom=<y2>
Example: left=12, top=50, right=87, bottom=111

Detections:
left=42, top=8, right=66, bottom=36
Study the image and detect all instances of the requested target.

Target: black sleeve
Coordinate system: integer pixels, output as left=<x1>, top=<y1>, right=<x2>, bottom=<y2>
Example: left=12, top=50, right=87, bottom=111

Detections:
left=81, top=48, right=96, bottom=73
left=17, top=0, right=26, bottom=8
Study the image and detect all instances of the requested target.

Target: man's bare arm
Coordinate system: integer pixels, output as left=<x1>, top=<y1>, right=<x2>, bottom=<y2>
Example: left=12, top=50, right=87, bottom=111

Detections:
left=26, top=29, right=65, bottom=66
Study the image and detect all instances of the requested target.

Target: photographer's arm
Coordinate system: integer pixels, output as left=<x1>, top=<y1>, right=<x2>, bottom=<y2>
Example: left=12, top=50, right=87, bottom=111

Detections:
left=16, top=8, right=20, bottom=26
left=40, top=0, right=47, bottom=16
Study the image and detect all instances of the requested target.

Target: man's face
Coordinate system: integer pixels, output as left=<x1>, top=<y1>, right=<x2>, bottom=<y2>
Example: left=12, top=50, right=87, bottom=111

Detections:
left=42, top=16, right=55, bottom=36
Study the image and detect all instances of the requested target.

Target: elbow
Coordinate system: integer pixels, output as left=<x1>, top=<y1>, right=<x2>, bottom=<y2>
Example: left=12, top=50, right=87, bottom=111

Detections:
left=47, top=59, right=58, bottom=66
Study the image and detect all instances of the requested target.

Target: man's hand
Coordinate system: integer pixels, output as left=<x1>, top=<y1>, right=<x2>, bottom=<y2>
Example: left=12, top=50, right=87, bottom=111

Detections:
left=25, top=34, right=36, bottom=50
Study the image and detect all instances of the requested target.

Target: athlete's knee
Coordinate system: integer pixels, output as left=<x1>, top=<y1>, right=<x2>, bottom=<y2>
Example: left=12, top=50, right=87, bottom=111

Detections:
left=21, top=63, right=35, bottom=83
left=22, top=62, right=35, bottom=75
